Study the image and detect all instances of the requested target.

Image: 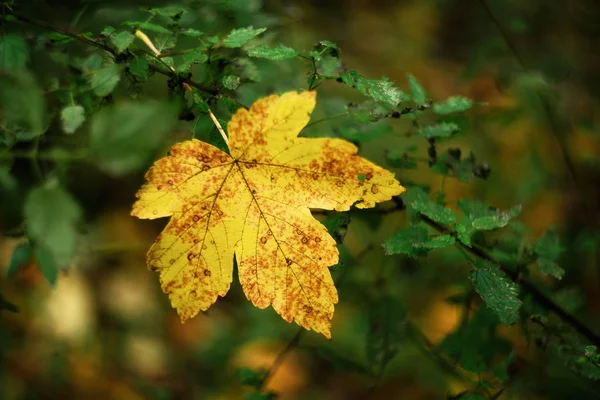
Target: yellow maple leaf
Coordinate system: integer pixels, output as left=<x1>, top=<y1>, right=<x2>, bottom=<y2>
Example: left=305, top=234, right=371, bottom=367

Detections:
left=131, top=91, right=405, bottom=338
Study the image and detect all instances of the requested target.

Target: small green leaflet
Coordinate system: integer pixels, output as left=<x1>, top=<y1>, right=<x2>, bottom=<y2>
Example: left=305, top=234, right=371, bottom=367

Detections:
left=89, top=63, right=121, bottom=97
left=111, top=31, right=135, bottom=53
left=471, top=205, right=521, bottom=230
left=407, top=73, right=427, bottom=105
left=7, top=242, right=32, bottom=278
left=469, top=260, right=521, bottom=325
left=175, top=49, right=208, bottom=72
left=144, top=6, right=187, bottom=19
left=0, top=34, right=30, bottom=69
left=61, top=105, right=85, bottom=134
left=221, top=26, right=267, bottom=48
left=534, top=227, right=565, bottom=279
left=246, top=44, right=297, bottom=60
left=407, top=192, right=457, bottom=225
left=418, top=122, right=460, bottom=139
left=221, top=75, right=241, bottom=90
left=383, top=226, right=455, bottom=257
left=237, top=367, right=267, bottom=388
left=433, top=96, right=473, bottom=114
left=128, top=57, right=149, bottom=80
left=340, top=70, right=407, bottom=107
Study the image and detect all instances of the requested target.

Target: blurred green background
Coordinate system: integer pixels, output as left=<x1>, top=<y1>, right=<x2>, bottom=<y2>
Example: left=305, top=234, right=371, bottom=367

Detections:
left=1, top=0, right=600, bottom=399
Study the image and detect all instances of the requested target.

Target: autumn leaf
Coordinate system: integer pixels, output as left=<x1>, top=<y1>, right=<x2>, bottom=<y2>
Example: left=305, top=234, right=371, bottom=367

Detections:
left=131, top=91, right=405, bottom=338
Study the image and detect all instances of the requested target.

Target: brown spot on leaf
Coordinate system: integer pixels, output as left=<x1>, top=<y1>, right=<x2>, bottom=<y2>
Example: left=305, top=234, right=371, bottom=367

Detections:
left=315, top=237, right=321, bottom=243
left=187, top=253, right=195, bottom=261
left=301, top=237, right=309, bottom=244
left=192, top=215, right=200, bottom=222
left=201, top=165, right=210, bottom=172
left=303, top=305, right=313, bottom=314
left=203, top=269, right=211, bottom=277
left=169, top=259, right=175, bottom=265
left=312, top=172, right=319, bottom=180
left=286, top=258, right=293, bottom=266
left=336, top=180, right=344, bottom=187
left=260, top=236, right=268, bottom=244
left=371, top=185, right=379, bottom=194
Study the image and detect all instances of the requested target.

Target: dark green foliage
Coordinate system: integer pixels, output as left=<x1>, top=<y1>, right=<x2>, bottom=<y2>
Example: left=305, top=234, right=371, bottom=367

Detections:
left=2, top=2, right=600, bottom=399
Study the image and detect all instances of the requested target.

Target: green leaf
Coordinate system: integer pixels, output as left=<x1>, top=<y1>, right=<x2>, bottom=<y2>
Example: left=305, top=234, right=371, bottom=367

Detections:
left=470, top=260, right=521, bottom=325
left=0, top=34, right=29, bottom=69
left=0, top=70, right=46, bottom=139
left=457, top=198, right=492, bottom=220
left=221, top=75, right=241, bottom=90
left=534, top=227, right=565, bottom=279
left=237, top=367, right=266, bottom=387
left=425, top=234, right=456, bottom=249
left=383, top=226, right=429, bottom=257
left=25, top=184, right=82, bottom=269
left=471, top=205, right=521, bottom=230
left=386, top=150, right=417, bottom=169
left=144, top=6, right=187, bottom=18
left=128, top=56, right=149, bottom=80
left=89, top=63, right=121, bottom=97
left=180, top=28, right=203, bottom=37
left=418, top=122, right=460, bottom=139
left=366, top=297, right=406, bottom=372
left=122, top=21, right=171, bottom=34
left=411, top=201, right=457, bottom=225
left=407, top=73, right=427, bottom=105
left=101, top=26, right=116, bottom=36
left=111, top=31, right=135, bottom=53
left=7, top=242, right=32, bottom=278
left=34, top=246, right=59, bottom=286
left=175, top=49, right=208, bottom=72
left=60, top=105, right=85, bottom=134
left=336, top=120, right=392, bottom=142
left=221, top=26, right=267, bottom=48
left=247, top=44, right=298, bottom=60
left=433, top=96, right=473, bottom=114
left=90, top=100, right=179, bottom=175
left=340, top=70, right=407, bottom=107
left=0, top=293, right=19, bottom=313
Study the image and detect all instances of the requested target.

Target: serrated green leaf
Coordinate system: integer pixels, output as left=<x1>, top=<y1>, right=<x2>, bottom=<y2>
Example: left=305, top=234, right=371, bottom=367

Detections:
left=0, top=34, right=29, bottom=69
left=384, top=226, right=453, bottom=256
left=111, top=31, right=135, bottom=53
left=144, top=6, right=187, bottom=18
left=221, top=26, right=266, bottom=48
left=412, top=201, right=457, bottom=225
left=340, top=70, right=407, bottom=107
left=367, top=297, right=406, bottom=372
left=180, top=28, right=203, bottom=37
left=122, top=21, right=171, bottom=34
left=470, top=260, right=521, bottom=325
left=25, top=184, right=82, bottom=270
left=34, top=246, right=59, bottom=286
left=221, top=75, right=241, bottom=90
left=60, top=105, right=85, bottom=134
left=407, top=73, right=427, bottom=105
left=175, top=49, right=208, bottom=72
left=7, top=242, right=32, bottom=278
left=101, top=26, right=116, bottom=36
left=418, top=122, right=459, bottom=139
left=424, top=234, right=456, bottom=249
left=90, top=100, right=178, bottom=175
left=128, top=56, right=149, bottom=80
left=471, top=205, right=521, bottom=230
left=89, top=63, right=121, bottom=97
left=433, top=96, right=473, bottom=114
left=246, top=43, right=297, bottom=60
left=457, top=198, right=492, bottom=220
left=0, top=70, right=46, bottom=138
